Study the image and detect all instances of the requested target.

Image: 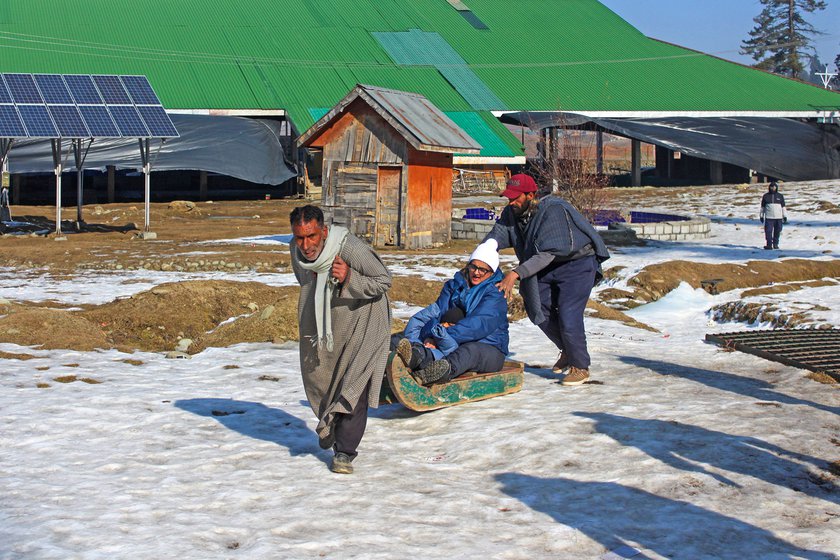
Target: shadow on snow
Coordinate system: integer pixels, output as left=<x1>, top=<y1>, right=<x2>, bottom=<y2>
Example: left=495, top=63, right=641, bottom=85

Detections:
left=174, top=398, right=327, bottom=464
left=619, top=356, right=840, bottom=416
left=496, top=473, right=836, bottom=560
left=574, top=412, right=838, bottom=504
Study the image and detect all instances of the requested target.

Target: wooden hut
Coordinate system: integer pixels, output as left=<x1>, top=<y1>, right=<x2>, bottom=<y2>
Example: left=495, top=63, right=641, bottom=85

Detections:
left=297, top=84, right=481, bottom=249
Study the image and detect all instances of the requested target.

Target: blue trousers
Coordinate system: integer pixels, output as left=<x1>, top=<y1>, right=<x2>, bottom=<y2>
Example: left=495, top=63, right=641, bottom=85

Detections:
left=536, top=255, right=597, bottom=370
left=764, top=219, right=783, bottom=247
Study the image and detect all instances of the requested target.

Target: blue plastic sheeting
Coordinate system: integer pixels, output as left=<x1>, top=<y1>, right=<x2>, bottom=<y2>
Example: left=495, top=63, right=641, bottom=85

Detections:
left=5, top=113, right=296, bottom=185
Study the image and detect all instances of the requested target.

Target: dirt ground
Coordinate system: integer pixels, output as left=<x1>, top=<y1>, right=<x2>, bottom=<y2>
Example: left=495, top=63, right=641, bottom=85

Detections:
left=0, top=191, right=836, bottom=355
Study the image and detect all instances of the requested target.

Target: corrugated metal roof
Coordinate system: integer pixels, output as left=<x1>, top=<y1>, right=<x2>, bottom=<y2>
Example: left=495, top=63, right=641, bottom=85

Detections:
left=299, top=84, right=482, bottom=154
left=0, top=0, right=837, bottom=127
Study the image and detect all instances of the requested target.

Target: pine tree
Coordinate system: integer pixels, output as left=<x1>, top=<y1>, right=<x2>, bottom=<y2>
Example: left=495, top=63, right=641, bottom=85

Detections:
left=740, top=0, right=827, bottom=79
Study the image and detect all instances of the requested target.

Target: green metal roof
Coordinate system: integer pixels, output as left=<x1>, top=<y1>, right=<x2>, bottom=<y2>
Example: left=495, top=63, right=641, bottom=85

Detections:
left=1, top=0, right=838, bottom=144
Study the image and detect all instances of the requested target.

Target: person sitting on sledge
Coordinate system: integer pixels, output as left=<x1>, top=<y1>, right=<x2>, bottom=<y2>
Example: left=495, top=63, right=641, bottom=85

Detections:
left=392, top=239, right=509, bottom=385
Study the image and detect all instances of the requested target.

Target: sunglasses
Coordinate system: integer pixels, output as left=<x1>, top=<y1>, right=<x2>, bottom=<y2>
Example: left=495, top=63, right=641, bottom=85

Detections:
left=467, top=263, right=493, bottom=275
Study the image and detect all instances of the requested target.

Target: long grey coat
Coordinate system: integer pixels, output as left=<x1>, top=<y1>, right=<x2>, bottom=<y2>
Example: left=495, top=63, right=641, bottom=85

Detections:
left=291, top=233, right=391, bottom=442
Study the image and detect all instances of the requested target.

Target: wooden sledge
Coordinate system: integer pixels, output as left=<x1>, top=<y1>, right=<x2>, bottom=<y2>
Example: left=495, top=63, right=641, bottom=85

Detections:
left=380, top=351, right=524, bottom=412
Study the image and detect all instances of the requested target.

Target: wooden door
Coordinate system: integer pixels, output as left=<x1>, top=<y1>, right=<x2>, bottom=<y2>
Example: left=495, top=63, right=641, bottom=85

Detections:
left=375, top=166, right=401, bottom=247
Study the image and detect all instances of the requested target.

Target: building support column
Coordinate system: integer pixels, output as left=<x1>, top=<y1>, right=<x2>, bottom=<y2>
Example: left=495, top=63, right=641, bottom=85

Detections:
left=710, top=160, right=723, bottom=185
left=107, top=165, right=116, bottom=203
left=631, top=138, right=641, bottom=187
left=11, top=174, right=20, bottom=205
left=199, top=170, right=208, bottom=201
left=595, top=131, right=604, bottom=175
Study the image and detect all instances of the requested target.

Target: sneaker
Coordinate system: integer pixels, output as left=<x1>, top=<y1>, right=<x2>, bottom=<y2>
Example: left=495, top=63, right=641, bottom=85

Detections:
left=562, top=367, right=590, bottom=386
left=552, top=353, right=570, bottom=374
left=412, top=359, right=451, bottom=385
left=330, top=452, right=354, bottom=474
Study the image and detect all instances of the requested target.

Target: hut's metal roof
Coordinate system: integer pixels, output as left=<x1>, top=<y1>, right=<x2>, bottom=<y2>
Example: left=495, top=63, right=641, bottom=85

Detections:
left=298, top=84, right=482, bottom=154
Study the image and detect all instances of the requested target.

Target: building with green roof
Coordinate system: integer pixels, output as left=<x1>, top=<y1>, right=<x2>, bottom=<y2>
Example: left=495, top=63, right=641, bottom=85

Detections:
left=1, top=0, right=839, bottom=185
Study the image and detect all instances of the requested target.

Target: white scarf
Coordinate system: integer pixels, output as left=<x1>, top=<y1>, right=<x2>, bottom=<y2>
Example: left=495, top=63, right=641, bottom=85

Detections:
left=295, top=225, right=349, bottom=351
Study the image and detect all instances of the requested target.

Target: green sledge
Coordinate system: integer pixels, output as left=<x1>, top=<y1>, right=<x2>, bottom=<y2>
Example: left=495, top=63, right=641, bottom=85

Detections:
left=380, top=351, right=524, bottom=412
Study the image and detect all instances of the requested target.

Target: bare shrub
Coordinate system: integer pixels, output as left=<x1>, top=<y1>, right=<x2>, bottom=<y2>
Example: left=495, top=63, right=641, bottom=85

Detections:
left=530, top=118, right=611, bottom=223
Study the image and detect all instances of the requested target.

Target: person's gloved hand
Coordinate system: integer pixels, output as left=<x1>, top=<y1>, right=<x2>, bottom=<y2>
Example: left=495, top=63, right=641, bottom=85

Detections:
left=759, top=217, right=764, bottom=224
left=783, top=217, right=788, bottom=224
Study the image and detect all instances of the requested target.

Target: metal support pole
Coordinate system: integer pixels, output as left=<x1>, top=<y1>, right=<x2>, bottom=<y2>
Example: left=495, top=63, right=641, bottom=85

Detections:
left=74, top=141, right=83, bottom=227
left=51, top=139, right=64, bottom=238
left=137, top=138, right=156, bottom=239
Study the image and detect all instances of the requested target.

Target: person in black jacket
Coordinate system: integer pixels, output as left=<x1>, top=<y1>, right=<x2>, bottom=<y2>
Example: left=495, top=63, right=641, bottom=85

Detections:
left=484, top=174, right=609, bottom=386
left=759, top=182, right=787, bottom=250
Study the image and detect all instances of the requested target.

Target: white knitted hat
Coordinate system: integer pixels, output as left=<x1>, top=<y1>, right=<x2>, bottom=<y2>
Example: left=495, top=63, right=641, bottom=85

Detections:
left=469, top=239, right=500, bottom=272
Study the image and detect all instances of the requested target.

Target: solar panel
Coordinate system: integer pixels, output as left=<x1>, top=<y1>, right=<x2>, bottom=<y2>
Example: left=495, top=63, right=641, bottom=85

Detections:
left=17, top=104, right=58, bottom=137
left=48, top=104, right=90, bottom=137
left=64, top=75, right=103, bottom=104
left=4, top=73, right=44, bottom=104
left=78, top=105, right=120, bottom=137
left=109, top=105, right=149, bottom=137
left=0, top=104, right=27, bottom=137
left=137, top=105, right=178, bottom=138
left=121, top=75, right=161, bottom=105
left=0, top=77, right=12, bottom=104
left=34, top=74, right=74, bottom=104
left=93, top=75, right=132, bottom=104
left=0, top=73, right=176, bottom=140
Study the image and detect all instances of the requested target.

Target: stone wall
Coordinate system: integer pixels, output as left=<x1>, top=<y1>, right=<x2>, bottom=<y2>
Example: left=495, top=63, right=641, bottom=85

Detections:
left=451, top=217, right=496, bottom=240
left=608, top=214, right=711, bottom=240
left=451, top=210, right=711, bottom=242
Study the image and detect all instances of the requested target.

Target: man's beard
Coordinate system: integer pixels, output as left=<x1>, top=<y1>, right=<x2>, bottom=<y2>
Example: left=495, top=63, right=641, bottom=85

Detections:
left=511, top=200, right=530, bottom=218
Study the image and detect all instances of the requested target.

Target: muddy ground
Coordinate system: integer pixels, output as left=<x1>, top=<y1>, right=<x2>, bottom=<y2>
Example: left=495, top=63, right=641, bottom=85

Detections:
left=0, top=188, right=837, bottom=357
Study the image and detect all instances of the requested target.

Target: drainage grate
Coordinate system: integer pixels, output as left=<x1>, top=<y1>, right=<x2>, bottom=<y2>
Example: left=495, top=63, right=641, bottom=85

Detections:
left=706, top=329, right=840, bottom=380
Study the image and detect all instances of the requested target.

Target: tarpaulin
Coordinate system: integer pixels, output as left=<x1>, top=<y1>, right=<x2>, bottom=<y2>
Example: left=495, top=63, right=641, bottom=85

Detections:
left=5, top=114, right=296, bottom=185
left=502, top=112, right=840, bottom=181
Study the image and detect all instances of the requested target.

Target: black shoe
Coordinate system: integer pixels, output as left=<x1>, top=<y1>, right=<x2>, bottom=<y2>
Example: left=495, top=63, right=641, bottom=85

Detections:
left=773, top=244, right=779, bottom=249
left=411, top=359, right=451, bottom=385
left=396, top=338, right=424, bottom=370
left=395, top=338, right=412, bottom=366
left=763, top=245, right=772, bottom=250
left=330, top=452, right=354, bottom=474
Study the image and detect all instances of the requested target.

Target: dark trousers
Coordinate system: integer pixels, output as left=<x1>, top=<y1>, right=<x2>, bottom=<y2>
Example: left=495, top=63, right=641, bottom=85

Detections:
left=764, top=219, right=783, bottom=247
left=389, top=334, right=505, bottom=381
left=536, top=255, right=597, bottom=370
left=333, top=381, right=370, bottom=460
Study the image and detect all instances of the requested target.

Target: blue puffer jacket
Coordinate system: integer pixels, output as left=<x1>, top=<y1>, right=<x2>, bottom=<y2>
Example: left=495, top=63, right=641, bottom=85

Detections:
left=404, top=268, right=509, bottom=356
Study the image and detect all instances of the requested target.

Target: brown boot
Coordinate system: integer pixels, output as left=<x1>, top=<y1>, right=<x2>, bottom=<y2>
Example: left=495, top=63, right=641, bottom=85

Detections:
left=562, top=367, right=590, bottom=386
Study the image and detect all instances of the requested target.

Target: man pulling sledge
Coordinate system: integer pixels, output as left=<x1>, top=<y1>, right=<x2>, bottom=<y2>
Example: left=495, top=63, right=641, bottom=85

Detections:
left=290, top=205, right=391, bottom=474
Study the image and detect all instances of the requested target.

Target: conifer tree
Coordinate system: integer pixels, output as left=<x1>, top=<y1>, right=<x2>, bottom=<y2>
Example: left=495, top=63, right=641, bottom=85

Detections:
left=740, top=0, right=827, bottom=79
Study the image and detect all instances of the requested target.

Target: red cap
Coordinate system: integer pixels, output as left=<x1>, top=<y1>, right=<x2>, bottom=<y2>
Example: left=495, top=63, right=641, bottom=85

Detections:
left=500, top=173, right=538, bottom=200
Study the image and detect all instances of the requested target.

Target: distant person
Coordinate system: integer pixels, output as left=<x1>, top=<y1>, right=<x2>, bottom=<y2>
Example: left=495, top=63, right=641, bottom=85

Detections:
left=483, top=173, right=609, bottom=386
left=759, top=181, right=787, bottom=250
left=393, top=239, right=509, bottom=385
left=290, top=205, right=391, bottom=475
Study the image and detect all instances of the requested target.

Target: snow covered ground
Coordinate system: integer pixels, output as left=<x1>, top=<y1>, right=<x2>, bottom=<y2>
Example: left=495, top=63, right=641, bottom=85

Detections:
left=1, top=181, right=839, bottom=559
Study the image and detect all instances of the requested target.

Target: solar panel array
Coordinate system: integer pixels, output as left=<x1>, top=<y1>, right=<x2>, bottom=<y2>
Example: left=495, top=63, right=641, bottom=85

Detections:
left=0, top=73, right=178, bottom=139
